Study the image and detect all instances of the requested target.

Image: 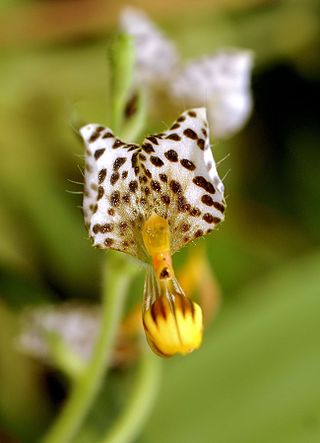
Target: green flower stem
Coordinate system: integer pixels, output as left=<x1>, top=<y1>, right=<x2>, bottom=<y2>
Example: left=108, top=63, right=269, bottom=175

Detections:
left=98, top=345, right=161, bottom=443
left=109, top=34, right=135, bottom=134
left=41, top=254, right=137, bottom=443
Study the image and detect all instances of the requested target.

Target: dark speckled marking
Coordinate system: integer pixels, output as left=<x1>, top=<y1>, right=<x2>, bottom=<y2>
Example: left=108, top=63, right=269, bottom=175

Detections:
left=150, top=156, right=164, bottom=167
left=159, top=173, right=167, bottom=183
left=104, top=238, right=114, bottom=247
left=110, top=172, right=120, bottom=185
left=180, top=159, right=196, bottom=171
left=113, top=157, right=126, bottom=170
left=97, top=186, right=104, bottom=200
left=94, top=148, right=105, bottom=160
left=193, top=176, right=215, bottom=194
left=147, top=136, right=159, bottom=145
left=201, top=194, right=214, bottom=206
left=129, top=180, right=138, bottom=193
left=142, top=143, right=155, bottom=153
left=112, top=139, right=125, bottom=149
left=110, top=191, right=120, bottom=207
left=165, top=150, right=178, bottom=162
left=195, top=229, right=204, bottom=238
left=213, top=201, right=225, bottom=213
left=169, top=180, right=182, bottom=194
left=197, top=139, right=205, bottom=150
left=165, top=133, right=181, bottom=141
left=203, top=213, right=214, bottom=224
left=183, top=128, right=197, bottom=140
left=102, top=131, right=113, bottom=139
left=98, top=168, right=107, bottom=184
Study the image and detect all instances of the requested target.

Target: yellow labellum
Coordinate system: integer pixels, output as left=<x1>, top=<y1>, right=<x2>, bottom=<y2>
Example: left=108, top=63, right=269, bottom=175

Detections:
left=142, top=212, right=203, bottom=357
left=143, top=293, right=203, bottom=357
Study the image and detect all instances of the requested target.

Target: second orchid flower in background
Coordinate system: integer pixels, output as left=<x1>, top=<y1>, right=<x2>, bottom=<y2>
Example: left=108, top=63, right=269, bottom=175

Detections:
left=120, top=7, right=253, bottom=139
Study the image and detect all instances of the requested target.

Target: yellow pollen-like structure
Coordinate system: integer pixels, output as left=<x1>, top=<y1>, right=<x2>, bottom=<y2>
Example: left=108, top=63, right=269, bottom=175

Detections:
left=142, top=213, right=203, bottom=357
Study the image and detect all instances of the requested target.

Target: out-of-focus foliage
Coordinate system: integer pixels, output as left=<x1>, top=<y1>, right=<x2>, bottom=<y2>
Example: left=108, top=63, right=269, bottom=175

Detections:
left=0, top=0, right=319, bottom=442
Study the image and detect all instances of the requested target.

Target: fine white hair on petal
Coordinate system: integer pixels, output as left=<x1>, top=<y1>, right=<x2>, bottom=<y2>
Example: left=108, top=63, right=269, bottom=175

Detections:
left=80, top=108, right=225, bottom=261
left=119, top=7, right=179, bottom=86
left=170, top=50, right=253, bottom=138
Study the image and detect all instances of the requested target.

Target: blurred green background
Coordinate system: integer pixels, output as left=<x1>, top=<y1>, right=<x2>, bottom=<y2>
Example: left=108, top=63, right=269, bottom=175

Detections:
left=0, top=0, right=319, bottom=442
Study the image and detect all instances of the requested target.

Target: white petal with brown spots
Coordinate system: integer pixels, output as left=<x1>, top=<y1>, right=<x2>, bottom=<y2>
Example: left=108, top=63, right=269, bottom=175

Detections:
left=80, top=108, right=225, bottom=261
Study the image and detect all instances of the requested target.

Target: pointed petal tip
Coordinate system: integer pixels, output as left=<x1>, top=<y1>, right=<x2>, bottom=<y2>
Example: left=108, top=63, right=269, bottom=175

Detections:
left=79, top=124, right=94, bottom=141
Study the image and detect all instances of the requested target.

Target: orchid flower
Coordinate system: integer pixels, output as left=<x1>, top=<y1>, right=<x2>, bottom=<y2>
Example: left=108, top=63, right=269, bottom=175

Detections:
left=80, top=107, right=225, bottom=357
left=120, top=7, right=179, bottom=87
left=120, top=7, right=253, bottom=139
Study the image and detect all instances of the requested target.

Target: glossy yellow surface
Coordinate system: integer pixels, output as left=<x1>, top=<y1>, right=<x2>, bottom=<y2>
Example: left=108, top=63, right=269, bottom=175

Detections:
left=143, top=293, right=203, bottom=357
left=142, top=212, right=170, bottom=256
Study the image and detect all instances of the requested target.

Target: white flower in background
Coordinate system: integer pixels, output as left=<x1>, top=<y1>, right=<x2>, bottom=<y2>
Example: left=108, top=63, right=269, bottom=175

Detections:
left=120, top=8, right=253, bottom=139
left=170, top=51, right=253, bottom=138
left=119, top=7, right=179, bottom=86
left=19, top=305, right=100, bottom=362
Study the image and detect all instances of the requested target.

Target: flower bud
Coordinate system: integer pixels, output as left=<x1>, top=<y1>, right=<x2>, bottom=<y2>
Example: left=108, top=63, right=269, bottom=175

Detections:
left=143, top=293, right=203, bottom=357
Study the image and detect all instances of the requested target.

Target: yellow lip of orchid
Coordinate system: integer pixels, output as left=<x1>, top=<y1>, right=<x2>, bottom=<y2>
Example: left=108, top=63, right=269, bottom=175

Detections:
left=141, top=212, right=203, bottom=357
left=143, top=291, right=203, bottom=358
left=80, top=108, right=225, bottom=357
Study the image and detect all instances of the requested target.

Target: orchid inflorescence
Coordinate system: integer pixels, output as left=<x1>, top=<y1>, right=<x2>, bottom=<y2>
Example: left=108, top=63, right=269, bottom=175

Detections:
left=80, top=107, right=225, bottom=357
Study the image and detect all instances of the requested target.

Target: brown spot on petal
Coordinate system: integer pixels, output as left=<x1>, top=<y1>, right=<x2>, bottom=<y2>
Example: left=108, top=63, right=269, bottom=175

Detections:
left=94, top=148, right=105, bottom=160
left=142, top=143, right=155, bottom=153
left=113, top=140, right=125, bottom=149
left=180, top=159, right=196, bottom=171
left=201, top=194, right=214, bottom=206
left=110, top=191, right=120, bottom=207
left=170, top=180, right=182, bottom=194
left=161, top=194, right=170, bottom=205
left=165, top=133, right=181, bottom=141
left=195, top=229, right=204, bottom=238
left=104, top=238, right=114, bottom=247
left=129, top=180, right=138, bottom=193
left=110, top=172, right=120, bottom=185
left=183, top=128, right=197, bottom=140
left=113, top=157, right=126, bottom=170
left=159, top=173, right=168, bottom=183
left=165, top=150, right=179, bottom=162
left=102, top=131, right=113, bottom=139
left=193, top=176, right=215, bottom=194
left=150, top=156, right=164, bottom=167
left=97, top=186, right=104, bottom=200
left=213, top=201, right=225, bottom=213
left=203, top=213, right=214, bottom=224
left=197, top=139, right=205, bottom=150
left=147, top=136, right=159, bottom=145
left=98, top=168, right=107, bottom=184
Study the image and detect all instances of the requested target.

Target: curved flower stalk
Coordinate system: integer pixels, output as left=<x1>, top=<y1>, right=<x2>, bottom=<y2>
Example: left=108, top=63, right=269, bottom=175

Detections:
left=81, top=107, right=226, bottom=357
left=120, top=7, right=253, bottom=139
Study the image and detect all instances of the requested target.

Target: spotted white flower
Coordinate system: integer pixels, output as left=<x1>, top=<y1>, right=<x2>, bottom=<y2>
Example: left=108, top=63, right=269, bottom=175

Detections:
left=170, top=51, right=253, bottom=138
left=19, top=305, right=100, bottom=362
left=120, top=7, right=253, bottom=139
left=81, top=108, right=225, bottom=356
left=119, top=7, right=179, bottom=86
